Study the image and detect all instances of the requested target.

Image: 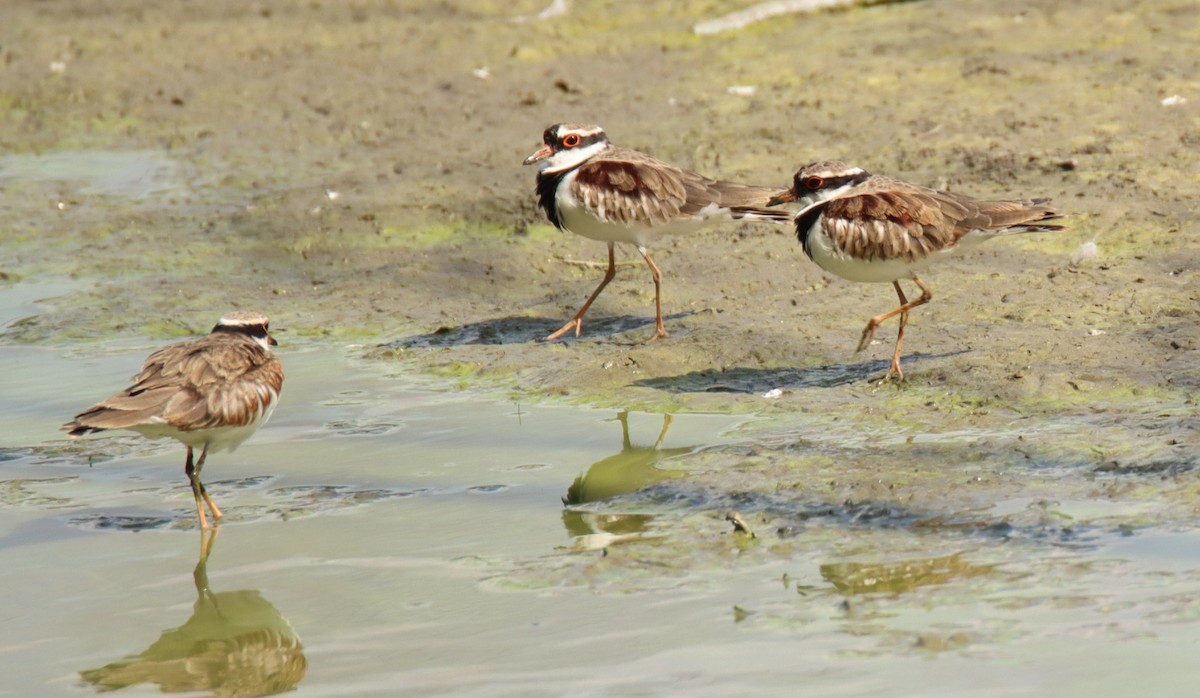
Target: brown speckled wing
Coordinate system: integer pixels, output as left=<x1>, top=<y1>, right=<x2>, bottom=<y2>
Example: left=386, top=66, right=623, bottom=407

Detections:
left=818, top=178, right=1061, bottom=262
left=66, top=335, right=283, bottom=434
left=569, top=151, right=689, bottom=226
left=948, top=192, right=1063, bottom=235
left=570, top=148, right=788, bottom=226
left=154, top=339, right=282, bottom=430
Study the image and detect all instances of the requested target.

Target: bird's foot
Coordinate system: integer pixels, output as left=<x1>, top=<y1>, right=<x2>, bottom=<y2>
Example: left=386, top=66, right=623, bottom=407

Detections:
left=856, top=323, right=878, bottom=353
left=875, top=359, right=904, bottom=384
left=543, top=318, right=583, bottom=342
left=640, top=327, right=669, bottom=344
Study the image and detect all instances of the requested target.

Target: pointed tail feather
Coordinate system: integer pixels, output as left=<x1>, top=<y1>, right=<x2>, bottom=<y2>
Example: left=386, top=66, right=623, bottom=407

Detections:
left=65, top=423, right=106, bottom=437
left=1011, top=222, right=1067, bottom=234
left=1004, top=203, right=1066, bottom=234
left=966, top=197, right=1067, bottom=235
left=730, top=206, right=794, bottom=223
left=64, top=405, right=165, bottom=435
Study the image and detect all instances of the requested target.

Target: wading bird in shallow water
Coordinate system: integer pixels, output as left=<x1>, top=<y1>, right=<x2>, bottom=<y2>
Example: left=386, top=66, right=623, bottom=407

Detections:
left=64, top=311, right=284, bottom=528
left=524, top=122, right=790, bottom=342
left=769, top=161, right=1066, bottom=381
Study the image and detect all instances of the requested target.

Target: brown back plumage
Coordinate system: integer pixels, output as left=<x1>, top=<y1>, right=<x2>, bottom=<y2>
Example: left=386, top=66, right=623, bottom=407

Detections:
left=64, top=333, right=283, bottom=436
left=568, top=147, right=790, bottom=226
left=816, top=176, right=1064, bottom=263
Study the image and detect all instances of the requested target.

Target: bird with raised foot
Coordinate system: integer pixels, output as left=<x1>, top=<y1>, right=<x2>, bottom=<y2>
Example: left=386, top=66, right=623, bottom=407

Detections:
left=525, top=122, right=790, bottom=342
left=770, top=161, right=1066, bottom=381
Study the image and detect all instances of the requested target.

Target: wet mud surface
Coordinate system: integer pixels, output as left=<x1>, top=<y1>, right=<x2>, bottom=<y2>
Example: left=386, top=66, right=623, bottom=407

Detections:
left=2, top=0, right=1200, bottom=692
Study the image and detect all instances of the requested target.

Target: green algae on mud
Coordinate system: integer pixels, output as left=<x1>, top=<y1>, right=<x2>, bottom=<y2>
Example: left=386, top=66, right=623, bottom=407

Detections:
left=1, top=0, right=1196, bottom=538
left=4, top=0, right=1197, bottom=409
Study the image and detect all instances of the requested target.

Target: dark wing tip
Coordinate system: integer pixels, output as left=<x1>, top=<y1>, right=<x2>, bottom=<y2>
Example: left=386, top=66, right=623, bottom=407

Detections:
left=1028, top=203, right=1066, bottom=228
left=63, top=423, right=101, bottom=436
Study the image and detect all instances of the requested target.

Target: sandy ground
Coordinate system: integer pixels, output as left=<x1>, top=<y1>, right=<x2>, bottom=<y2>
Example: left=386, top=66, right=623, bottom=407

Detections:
left=2, top=0, right=1199, bottom=516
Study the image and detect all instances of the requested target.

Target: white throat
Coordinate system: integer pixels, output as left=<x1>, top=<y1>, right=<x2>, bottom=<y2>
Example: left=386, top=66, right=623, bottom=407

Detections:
left=540, top=141, right=609, bottom=174
left=793, top=181, right=861, bottom=223
left=802, top=181, right=860, bottom=207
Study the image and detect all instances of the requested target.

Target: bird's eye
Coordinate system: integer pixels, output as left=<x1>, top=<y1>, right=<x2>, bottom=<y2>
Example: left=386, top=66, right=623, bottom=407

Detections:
left=805, top=176, right=824, bottom=191
left=562, top=134, right=582, bottom=148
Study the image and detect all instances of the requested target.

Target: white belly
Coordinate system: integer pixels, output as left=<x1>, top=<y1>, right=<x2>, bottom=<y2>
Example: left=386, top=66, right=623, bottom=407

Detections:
left=559, top=207, right=709, bottom=246
left=806, top=221, right=942, bottom=283
left=130, top=399, right=278, bottom=454
left=555, top=178, right=711, bottom=246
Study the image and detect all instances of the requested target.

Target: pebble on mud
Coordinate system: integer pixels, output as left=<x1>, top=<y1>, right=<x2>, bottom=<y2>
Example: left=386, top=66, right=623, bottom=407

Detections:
left=1069, top=240, right=1099, bottom=267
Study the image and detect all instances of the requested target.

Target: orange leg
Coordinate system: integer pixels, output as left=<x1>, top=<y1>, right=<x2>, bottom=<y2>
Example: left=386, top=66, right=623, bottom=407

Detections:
left=194, top=526, right=220, bottom=601
left=856, top=276, right=933, bottom=381
left=185, top=446, right=222, bottom=528
left=637, top=245, right=669, bottom=342
left=889, top=282, right=912, bottom=381
left=545, top=243, right=617, bottom=341
left=653, top=413, right=673, bottom=449
left=197, top=524, right=220, bottom=571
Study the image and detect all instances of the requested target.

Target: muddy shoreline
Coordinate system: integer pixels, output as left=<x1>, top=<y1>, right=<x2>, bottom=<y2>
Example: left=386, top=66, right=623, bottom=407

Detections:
left=2, top=0, right=1199, bottom=515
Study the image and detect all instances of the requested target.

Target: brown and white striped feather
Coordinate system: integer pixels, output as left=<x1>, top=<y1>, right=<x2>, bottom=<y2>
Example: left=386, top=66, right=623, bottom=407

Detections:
left=66, top=334, right=283, bottom=444
left=816, top=176, right=1062, bottom=264
left=569, top=147, right=787, bottom=228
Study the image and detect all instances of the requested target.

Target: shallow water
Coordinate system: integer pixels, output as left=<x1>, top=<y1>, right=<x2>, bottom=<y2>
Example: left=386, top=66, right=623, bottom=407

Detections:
left=0, top=300, right=751, bottom=695
left=0, top=150, right=186, bottom=200
left=3, top=282, right=1200, bottom=697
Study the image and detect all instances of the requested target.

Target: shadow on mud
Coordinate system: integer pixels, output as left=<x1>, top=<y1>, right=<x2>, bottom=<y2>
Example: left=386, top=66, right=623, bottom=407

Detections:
left=631, top=479, right=1111, bottom=549
left=634, top=350, right=971, bottom=392
left=588, top=432, right=1173, bottom=550
left=381, top=312, right=693, bottom=347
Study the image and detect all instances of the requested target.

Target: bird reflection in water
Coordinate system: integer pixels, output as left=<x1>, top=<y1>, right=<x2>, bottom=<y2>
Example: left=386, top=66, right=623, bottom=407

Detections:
left=80, top=528, right=306, bottom=696
left=821, top=553, right=996, bottom=595
left=562, top=411, right=693, bottom=549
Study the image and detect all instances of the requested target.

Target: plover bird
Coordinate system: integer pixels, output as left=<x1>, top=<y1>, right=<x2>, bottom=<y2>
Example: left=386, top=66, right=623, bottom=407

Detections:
left=64, top=311, right=284, bottom=527
left=770, top=161, right=1065, bottom=381
left=525, top=122, right=790, bottom=342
